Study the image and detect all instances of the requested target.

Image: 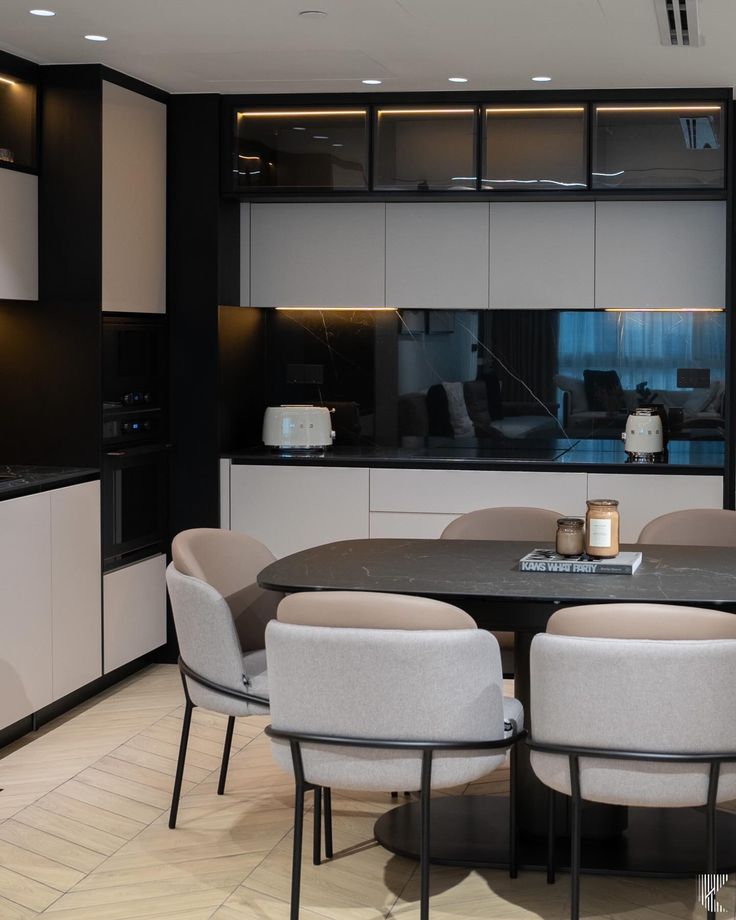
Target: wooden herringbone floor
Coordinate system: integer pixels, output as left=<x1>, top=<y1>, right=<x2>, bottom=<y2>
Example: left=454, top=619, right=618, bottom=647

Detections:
left=0, top=665, right=727, bottom=919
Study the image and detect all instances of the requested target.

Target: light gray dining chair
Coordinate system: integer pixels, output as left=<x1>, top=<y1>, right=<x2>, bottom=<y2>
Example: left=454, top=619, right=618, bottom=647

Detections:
left=637, top=508, right=736, bottom=546
left=529, top=602, right=736, bottom=920
left=266, top=590, right=525, bottom=920
left=441, top=506, right=563, bottom=670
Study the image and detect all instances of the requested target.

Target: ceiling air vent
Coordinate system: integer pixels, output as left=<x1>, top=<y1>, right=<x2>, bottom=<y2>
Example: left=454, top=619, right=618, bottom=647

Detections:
left=654, top=0, right=704, bottom=46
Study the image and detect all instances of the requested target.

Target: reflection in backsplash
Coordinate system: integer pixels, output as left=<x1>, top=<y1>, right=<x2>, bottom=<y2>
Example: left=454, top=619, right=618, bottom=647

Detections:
left=263, top=308, right=725, bottom=455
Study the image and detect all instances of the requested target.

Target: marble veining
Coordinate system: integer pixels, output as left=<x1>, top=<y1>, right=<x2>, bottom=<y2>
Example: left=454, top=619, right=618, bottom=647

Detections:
left=0, top=464, right=99, bottom=501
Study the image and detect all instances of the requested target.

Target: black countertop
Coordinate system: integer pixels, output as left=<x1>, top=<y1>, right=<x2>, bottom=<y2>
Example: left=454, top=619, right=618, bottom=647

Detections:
left=0, top=465, right=100, bottom=502
left=225, top=437, right=723, bottom=474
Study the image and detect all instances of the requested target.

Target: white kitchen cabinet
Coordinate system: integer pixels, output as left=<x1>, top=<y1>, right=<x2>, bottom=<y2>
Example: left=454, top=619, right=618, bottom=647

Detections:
left=239, top=203, right=250, bottom=306
left=369, top=468, right=588, bottom=517
left=0, top=169, right=38, bottom=301
left=250, top=203, right=385, bottom=307
left=102, top=81, right=167, bottom=313
left=103, top=554, right=167, bottom=674
left=385, top=203, right=489, bottom=309
left=489, top=202, right=594, bottom=309
left=594, top=201, right=726, bottom=309
left=0, top=493, right=52, bottom=730
left=588, top=473, right=723, bottom=542
left=369, top=511, right=458, bottom=539
left=230, top=465, right=369, bottom=557
left=50, top=482, right=102, bottom=700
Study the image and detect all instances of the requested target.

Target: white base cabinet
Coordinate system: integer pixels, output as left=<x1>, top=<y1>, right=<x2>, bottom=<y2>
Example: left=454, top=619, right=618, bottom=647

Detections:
left=0, top=481, right=102, bottom=732
left=229, top=464, right=369, bottom=557
left=103, top=554, right=167, bottom=674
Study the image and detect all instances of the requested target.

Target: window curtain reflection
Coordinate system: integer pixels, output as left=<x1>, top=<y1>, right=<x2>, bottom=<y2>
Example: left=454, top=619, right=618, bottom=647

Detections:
left=558, top=311, right=725, bottom=391
left=484, top=311, right=560, bottom=404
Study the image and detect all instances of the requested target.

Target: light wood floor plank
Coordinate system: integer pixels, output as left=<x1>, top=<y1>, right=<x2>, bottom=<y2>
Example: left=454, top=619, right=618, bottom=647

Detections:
left=0, top=864, right=62, bottom=912
left=0, top=893, right=40, bottom=919
left=33, top=791, right=146, bottom=839
left=0, top=838, right=85, bottom=891
left=93, top=754, right=195, bottom=795
left=56, top=778, right=164, bottom=825
left=0, top=820, right=107, bottom=874
left=74, top=766, right=173, bottom=810
left=14, top=804, right=127, bottom=857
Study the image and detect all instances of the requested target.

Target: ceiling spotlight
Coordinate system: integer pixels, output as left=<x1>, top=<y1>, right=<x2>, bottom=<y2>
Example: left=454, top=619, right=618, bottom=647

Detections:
left=532, top=75, right=552, bottom=82
left=313, top=135, right=329, bottom=139
left=29, top=8, right=55, bottom=15
left=84, top=34, right=108, bottom=41
left=362, top=79, right=382, bottom=85
left=448, top=77, right=468, bottom=83
left=298, top=9, right=327, bottom=16
left=292, top=126, right=306, bottom=131
left=332, top=143, right=343, bottom=147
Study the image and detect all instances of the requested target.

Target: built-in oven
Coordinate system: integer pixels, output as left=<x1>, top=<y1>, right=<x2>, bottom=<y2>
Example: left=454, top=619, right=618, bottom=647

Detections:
left=102, top=443, right=170, bottom=572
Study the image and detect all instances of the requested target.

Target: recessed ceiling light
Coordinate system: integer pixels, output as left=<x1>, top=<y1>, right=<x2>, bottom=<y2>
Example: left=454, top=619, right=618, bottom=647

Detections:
left=29, top=8, right=55, bottom=15
left=298, top=9, right=327, bottom=16
left=331, top=143, right=343, bottom=147
left=448, top=77, right=468, bottom=83
left=84, top=34, right=108, bottom=41
left=292, top=126, right=306, bottom=131
left=532, top=75, right=552, bottom=82
left=313, top=135, right=329, bottom=139
left=362, top=79, right=382, bottom=85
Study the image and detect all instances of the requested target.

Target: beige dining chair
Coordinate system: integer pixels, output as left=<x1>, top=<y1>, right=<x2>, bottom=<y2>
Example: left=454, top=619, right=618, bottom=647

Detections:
left=166, top=528, right=281, bottom=826
left=529, top=602, right=736, bottom=920
left=267, top=589, right=525, bottom=920
left=441, top=506, right=563, bottom=670
left=637, top=508, right=736, bottom=546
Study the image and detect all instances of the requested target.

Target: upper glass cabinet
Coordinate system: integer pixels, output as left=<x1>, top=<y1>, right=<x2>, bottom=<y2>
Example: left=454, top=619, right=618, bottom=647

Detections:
left=482, top=104, right=587, bottom=191
left=0, top=70, right=37, bottom=170
left=234, top=107, right=369, bottom=190
left=592, top=102, right=725, bottom=189
left=374, top=106, right=477, bottom=191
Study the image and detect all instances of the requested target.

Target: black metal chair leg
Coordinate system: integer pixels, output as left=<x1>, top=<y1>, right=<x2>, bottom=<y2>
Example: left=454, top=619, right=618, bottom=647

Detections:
left=169, top=699, right=193, bottom=829
left=419, top=751, right=433, bottom=920
left=706, top=762, right=720, bottom=920
left=509, top=742, right=518, bottom=879
left=547, top=786, right=556, bottom=884
left=217, top=716, right=236, bottom=796
left=324, top=787, right=333, bottom=859
left=313, top=786, right=322, bottom=865
left=569, top=756, right=582, bottom=920
left=290, top=741, right=307, bottom=920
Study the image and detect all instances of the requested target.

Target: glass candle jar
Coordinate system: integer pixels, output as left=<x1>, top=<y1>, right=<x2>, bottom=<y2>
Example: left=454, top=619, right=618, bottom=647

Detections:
left=585, top=499, right=620, bottom=558
left=556, top=518, right=585, bottom=557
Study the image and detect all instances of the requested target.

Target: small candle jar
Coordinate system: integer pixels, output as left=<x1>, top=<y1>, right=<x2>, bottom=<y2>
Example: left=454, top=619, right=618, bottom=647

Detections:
left=556, top=518, right=585, bottom=557
left=585, top=499, right=620, bottom=559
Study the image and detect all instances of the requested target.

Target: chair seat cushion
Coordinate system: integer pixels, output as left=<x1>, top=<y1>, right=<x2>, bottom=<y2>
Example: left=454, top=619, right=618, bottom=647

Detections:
left=503, top=697, right=524, bottom=733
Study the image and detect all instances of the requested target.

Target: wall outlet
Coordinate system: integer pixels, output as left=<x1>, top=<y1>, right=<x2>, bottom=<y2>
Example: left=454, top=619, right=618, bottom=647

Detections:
left=676, top=367, right=710, bottom=389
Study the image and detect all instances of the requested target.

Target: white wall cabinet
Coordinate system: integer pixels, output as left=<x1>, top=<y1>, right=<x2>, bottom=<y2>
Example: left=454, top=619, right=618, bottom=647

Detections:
left=489, top=202, right=594, bottom=310
left=594, top=201, right=726, bottom=309
left=250, top=203, right=385, bottom=308
left=0, top=169, right=38, bottom=301
left=587, top=473, right=723, bottom=542
left=102, top=81, right=167, bottom=313
left=103, top=554, right=167, bottom=674
left=385, top=203, right=489, bottom=309
left=50, top=482, right=102, bottom=700
left=229, top=465, right=369, bottom=557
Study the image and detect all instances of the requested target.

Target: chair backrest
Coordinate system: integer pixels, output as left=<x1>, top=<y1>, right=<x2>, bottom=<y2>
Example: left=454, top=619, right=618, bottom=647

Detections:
left=166, top=563, right=249, bottom=708
left=440, top=506, right=562, bottom=541
left=531, top=604, right=736, bottom=808
left=172, top=527, right=280, bottom=650
left=277, top=590, right=476, bottom=629
left=266, top=592, right=505, bottom=792
left=637, top=508, right=736, bottom=546
left=547, top=602, right=736, bottom=640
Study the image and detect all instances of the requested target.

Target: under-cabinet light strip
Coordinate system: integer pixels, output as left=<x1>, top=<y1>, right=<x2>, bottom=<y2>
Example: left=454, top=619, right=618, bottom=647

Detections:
left=275, top=306, right=397, bottom=312
left=596, top=105, right=721, bottom=113
left=0, top=76, right=16, bottom=85
left=604, top=307, right=725, bottom=313
left=377, top=108, right=475, bottom=115
left=485, top=106, right=585, bottom=114
left=238, top=110, right=367, bottom=117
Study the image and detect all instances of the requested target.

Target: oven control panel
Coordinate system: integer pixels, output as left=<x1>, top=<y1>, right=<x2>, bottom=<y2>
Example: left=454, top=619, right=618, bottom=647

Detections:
left=103, top=409, right=162, bottom=444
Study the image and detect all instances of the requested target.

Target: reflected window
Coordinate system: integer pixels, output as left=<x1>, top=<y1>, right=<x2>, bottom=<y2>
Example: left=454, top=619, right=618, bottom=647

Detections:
left=483, top=105, right=586, bottom=190
left=0, top=72, right=37, bottom=170
left=374, top=106, right=477, bottom=191
left=592, top=103, right=724, bottom=189
left=234, top=107, right=369, bottom=189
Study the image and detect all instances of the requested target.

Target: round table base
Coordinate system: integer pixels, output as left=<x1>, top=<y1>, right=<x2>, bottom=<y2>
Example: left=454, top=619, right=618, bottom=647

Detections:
left=373, top=796, right=736, bottom=876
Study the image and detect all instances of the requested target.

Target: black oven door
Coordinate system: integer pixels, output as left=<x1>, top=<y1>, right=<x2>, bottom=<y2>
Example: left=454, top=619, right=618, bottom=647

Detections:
left=102, top=443, right=169, bottom=571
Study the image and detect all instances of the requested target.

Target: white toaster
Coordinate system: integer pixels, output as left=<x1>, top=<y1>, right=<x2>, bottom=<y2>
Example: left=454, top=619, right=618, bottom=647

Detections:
left=262, top=405, right=335, bottom=449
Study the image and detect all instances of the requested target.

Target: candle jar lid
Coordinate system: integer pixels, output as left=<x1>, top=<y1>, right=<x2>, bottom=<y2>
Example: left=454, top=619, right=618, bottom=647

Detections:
left=557, top=517, right=584, bottom=530
left=586, top=498, right=619, bottom=508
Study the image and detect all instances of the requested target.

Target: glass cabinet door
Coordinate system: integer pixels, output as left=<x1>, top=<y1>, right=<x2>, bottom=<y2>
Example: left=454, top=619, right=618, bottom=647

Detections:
left=592, top=102, right=724, bottom=189
left=482, top=104, right=587, bottom=190
left=0, top=70, right=37, bottom=170
left=374, top=106, right=477, bottom=190
left=234, top=107, right=369, bottom=190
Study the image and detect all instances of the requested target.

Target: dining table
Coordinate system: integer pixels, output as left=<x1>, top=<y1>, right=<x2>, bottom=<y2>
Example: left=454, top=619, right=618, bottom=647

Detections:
left=258, top=537, right=736, bottom=876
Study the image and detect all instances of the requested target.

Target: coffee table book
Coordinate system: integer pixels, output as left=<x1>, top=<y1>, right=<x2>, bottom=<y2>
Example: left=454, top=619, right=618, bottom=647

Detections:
left=518, top=549, right=643, bottom=575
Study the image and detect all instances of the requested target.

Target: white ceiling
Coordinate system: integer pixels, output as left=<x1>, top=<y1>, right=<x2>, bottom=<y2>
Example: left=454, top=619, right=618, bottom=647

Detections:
left=0, top=0, right=735, bottom=95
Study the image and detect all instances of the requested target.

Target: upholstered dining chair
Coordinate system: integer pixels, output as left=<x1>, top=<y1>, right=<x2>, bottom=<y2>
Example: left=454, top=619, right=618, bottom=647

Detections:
left=266, top=590, right=526, bottom=920
left=528, top=602, right=736, bottom=920
left=441, top=506, right=563, bottom=671
left=637, top=508, right=736, bottom=546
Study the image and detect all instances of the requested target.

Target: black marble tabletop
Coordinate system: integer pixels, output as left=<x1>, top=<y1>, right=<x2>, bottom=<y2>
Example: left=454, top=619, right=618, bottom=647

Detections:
left=0, top=465, right=100, bottom=502
left=258, top=538, right=736, bottom=611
